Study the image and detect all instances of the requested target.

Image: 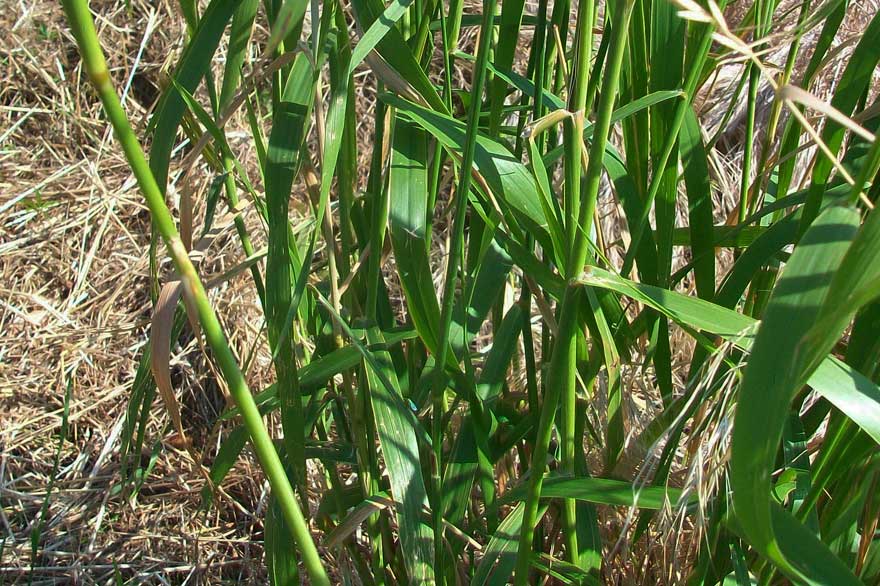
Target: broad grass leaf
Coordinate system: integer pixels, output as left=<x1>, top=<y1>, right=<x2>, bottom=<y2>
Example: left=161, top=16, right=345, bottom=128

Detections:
left=475, top=305, right=523, bottom=401
left=714, top=183, right=851, bottom=308
left=362, top=328, right=435, bottom=584
left=441, top=415, right=477, bottom=527
left=349, top=0, right=445, bottom=111
left=267, top=0, right=307, bottom=53
left=219, top=0, right=258, bottom=109
left=730, top=206, right=858, bottom=575
left=349, top=0, right=415, bottom=73
left=801, top=203, right=880, bottom=375
left=266, top=491, right=300, bottom=586
left=219, top=328, right=418, bottom=421
left=487, top=0, right=528, bottom=130
left=450, top=238, right=514, bottom=359
left=315, top=292, right=435, bottom=583
left=264, top=53, right=315, bottom=484
left=389, top=120, right=442, bottom=354
left=472, top=503, right=550, bottom=586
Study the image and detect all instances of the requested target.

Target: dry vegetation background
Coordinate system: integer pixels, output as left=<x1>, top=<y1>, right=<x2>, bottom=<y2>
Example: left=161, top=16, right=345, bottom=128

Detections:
left=0, top=0, right=877, bottom=583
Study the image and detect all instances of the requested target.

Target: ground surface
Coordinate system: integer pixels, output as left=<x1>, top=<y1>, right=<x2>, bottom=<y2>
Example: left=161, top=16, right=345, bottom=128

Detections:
left=1, top=1, right=282, bottom=582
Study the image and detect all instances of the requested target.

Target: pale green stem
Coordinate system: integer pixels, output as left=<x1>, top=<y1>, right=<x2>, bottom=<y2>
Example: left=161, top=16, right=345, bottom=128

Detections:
left=431, top=0, right=497, bottom=579
left=513, top=1, right=635, bottom=583
left=60, top=1, right=329, bottom=583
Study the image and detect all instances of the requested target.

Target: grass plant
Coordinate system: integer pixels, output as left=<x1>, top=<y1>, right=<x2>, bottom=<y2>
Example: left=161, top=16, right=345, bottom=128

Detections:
left=60, top=0, right=880, bottom=583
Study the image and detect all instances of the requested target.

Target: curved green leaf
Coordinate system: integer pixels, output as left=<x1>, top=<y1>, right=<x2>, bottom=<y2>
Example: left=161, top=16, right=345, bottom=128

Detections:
left=579, top=264, right=880, bottom=447
left=149, top=0, right=240, bottom=191
left=383, top=93, right=553, bottom=251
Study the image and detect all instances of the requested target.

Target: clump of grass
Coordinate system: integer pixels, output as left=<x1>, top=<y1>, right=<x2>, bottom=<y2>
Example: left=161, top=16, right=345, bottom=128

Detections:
left=62, top=0, right=880, bottom=584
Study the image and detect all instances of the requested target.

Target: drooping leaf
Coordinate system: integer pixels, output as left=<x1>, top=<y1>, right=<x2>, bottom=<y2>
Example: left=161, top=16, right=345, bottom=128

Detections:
left=383, top=93, right=553, bottom=251
left=579, top=264, right=880, bottom=447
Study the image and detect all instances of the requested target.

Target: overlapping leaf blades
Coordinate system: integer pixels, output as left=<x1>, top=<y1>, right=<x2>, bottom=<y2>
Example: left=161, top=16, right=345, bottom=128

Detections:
left=66, top=0, right=880, bottom=583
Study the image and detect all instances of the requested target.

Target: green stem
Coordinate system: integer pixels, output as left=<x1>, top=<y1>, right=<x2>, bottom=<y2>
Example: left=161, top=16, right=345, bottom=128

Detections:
left=431, top=0, right=496, bottom=579
left=223, top=156, right=267, bottom=307
left=739, top=60, right=759, bottom=224
left=365, top=86, right=388, bottom=320
left=747, top=0, right=809, bottom=213
left=621, top=1, right=729, bottom=277
left=558, top=0, right=594, bottom=567
left=362, top=79, right=391, bottom=583
left=531, top=0, right=549, bottom=124
left=513, top=1, right=635, bottom=583
left=740, top=0, right=773, bottom=223
left=60, top=1, right=329, bottom=583
left=562, top=0, right=595, bottom=253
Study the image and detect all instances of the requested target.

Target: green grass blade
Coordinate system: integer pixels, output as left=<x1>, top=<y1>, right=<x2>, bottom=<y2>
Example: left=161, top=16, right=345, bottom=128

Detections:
left=450, top=238, right=514, bottom=359
left=799, top=10, right=880, bottom=233
left=774, top=0, right=848, bottom=201
left=267, top=0, right=308, bottom=53
left=148, top=0, right=239, bottom=191
left=605, top=146, right=659, bottom=283
left=60, top=2, right=329, bottom=580
left=441, top=415, right=478, bottom=527
left=349, top=0, right=446, bottom=112
left=315, top=293, right=435, bottom=583
left=541, top=90, right=684, bottom=165
left=713, top=184, right=855, bottom=308
left=383, top=94, right=552, bottom=250
left=219, top=0, right=258, bottom=109
left=698, top=205, right=861, bottom=581
left=472, top=503, right=550, bottom=586
left=266, top=491, right=300, bottom=585
left=487, top=0, right=528, bottom=133
left=28, top=375, right=72, bottom=580
left=349, top=0, right=416, bottom=73
left=579, top=266, right=880, bottom=447
left=621, top=0, right=731, bottom=277
left=475, top=304, right=522, bottom=400
left=265, top=53, right=315, bottom=486
left=200, top=424, right=249, bottom=509
left=502, top=474, right=688, bottom=510
left=389, top=120, right=442, bottom=354
left=680, top=106, right=715, bottom=300
left=315, top=28, right=352, bottom=235
left=799, top=200, right=880, bottom=375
